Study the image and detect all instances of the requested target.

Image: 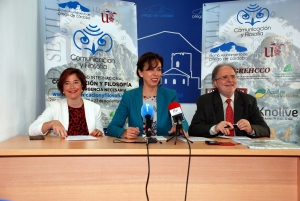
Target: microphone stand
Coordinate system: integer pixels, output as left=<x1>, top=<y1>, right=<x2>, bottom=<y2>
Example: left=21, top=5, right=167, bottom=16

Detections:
left=178, top=121, right=193, bottom=144
left=146, top=128, right=157, bottom=144
left=145, top=118, right=157, bottom=144
left=167, top=119, right=193, bottom=145
left=146, top=137, right=157, bottom=144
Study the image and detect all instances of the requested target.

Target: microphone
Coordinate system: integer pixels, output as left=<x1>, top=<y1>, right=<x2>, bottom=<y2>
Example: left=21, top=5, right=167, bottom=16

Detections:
left=167, top=102, right=192, bottom=145
left=168, top=102, right=183, bottom=126
left=168, top=102, right=185, bottom=138
left=141, top=103, right=154, bottom=137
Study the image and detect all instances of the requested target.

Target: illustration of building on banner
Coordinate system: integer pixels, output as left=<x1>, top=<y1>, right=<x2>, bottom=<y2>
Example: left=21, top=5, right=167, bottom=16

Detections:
left=139, top=31, right=201, bottom=103
left=162, top=53, right=195, bottom=88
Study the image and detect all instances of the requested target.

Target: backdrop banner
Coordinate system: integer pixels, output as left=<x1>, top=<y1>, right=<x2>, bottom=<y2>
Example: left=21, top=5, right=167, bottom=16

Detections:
left=40, top=0, right=138, bottom=129
left=136, top=1, right=204, bottom=104
left=201, top=0, right=300, bottom=144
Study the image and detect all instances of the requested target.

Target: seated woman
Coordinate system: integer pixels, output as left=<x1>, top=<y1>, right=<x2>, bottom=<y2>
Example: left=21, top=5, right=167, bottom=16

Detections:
left=107, top=52, right=189, bottom=139
left=29, top=67, right=104, bottom=137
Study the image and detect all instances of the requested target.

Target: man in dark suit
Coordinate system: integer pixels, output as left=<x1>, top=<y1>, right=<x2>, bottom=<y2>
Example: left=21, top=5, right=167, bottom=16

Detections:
left=189, top=64, right=270, bottom=138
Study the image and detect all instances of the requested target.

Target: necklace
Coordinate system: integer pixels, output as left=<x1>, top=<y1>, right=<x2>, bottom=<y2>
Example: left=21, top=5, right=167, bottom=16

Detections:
left=142, top=86, right=157, bottom=98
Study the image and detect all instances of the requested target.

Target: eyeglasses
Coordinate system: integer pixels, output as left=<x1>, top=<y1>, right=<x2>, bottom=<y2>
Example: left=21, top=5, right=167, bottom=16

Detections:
left=214, top=75, right=237, bottom=81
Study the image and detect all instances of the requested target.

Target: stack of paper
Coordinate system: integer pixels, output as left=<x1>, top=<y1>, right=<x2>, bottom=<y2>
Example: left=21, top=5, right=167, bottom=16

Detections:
left=179, top=136, right=212, bottom=142
left=241, top=140, right=300, bottom=149
left=65, top=136, right=98, bottom=141
left=217, top=135, right=252, bottom=143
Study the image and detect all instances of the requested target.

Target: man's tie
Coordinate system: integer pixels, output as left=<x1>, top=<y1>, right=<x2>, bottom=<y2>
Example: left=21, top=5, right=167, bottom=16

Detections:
left=226, top=99, right=234, bottom=136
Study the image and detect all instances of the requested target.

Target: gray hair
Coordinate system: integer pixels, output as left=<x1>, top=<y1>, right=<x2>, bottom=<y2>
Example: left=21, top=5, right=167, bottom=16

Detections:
left=211, top=63, right=237, bottom=80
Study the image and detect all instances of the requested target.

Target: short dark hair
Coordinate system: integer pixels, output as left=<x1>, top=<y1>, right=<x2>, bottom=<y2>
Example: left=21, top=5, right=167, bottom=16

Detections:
left=136, top=52, right=164, bottom=79
left=57, top=68, right=87, bottom=95
left=211, top=63, right=237, bottom=80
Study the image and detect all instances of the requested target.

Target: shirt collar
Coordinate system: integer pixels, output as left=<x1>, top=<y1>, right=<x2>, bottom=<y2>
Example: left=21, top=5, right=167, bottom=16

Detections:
left=220, top=93, right=235, bottom=103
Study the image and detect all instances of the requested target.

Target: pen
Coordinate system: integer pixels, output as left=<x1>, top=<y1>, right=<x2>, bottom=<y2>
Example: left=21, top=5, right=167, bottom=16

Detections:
left=224, top=124, right=238, bottom=128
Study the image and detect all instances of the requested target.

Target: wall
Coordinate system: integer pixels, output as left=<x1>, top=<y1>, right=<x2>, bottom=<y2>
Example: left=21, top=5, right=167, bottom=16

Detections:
left=0, top=0, right=45, bottom=142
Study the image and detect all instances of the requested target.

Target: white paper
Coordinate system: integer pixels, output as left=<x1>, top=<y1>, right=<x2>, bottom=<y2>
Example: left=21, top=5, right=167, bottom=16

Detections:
left=217, top=135, right=251, bottom=139
left=152, top=136, right=167, bottom=141
left=65, top=136, right=98, bottom=141
left=142, top=135, right=168, bottom=141
left=179, top=137, right=212, bottom=142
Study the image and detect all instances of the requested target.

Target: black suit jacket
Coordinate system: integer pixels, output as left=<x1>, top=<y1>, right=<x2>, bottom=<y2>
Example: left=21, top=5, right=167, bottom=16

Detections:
left=188, top=90, right=270, bottom=138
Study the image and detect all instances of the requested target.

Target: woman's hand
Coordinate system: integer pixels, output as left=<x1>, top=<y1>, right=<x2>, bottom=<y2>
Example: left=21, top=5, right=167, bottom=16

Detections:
left=90, top=129, right=103, bottom=137
left=122, top=127, right=140, bottom=139
left=168, top=125, right=189, bottom=138
left=50, top=120, right=68, bottom=138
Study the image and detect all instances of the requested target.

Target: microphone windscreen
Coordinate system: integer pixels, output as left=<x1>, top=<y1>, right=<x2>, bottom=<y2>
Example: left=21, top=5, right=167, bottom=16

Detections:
left=168, top=102, right=181, bottom=112
left=141, top=104, right=154, bottom=120
left=168, top=102, right=182, bottom=116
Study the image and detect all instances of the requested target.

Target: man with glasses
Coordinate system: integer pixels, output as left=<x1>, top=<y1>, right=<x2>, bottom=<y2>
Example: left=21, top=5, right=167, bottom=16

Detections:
left=189, top=64, right=270, bottom=138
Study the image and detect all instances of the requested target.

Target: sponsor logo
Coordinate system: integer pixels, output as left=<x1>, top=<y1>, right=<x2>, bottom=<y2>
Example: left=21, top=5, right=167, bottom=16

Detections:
left=192, top=8, right=202, bottom=19
left=236, top=68, right=270, bottom=74
left=170, top=107, right=182, bottom=116
left=208, top=41, right=248, bottom=62
left=58, top=1, right=90, bottom=19
left=260, top=107, right=298, bottom=120
left=234, top=26, right=270, bottom=38
left=210, top=42, right=247, bottom=53
left=100, top=4, right=121, bottom=25
left=73, top=24, right=113, bottom=55
left=255, top=88, right=266, bottom=98
left=141, top=4, right=174, bottom=18
left=255, top=88, right=299, bottom=98
left=233, top=3, right=271, bottom=38
left=283, top=64, right=292, bottom=72
left=271, top=65, right=300, bottom=85
left=58, top=1, right=90, bottom=12
left=102, top=9, right=117, bottom=23
left=263, top=36, right=290, bottom=58
left=237, top=3, right=269, bottom=26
